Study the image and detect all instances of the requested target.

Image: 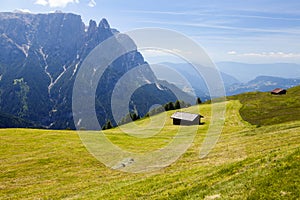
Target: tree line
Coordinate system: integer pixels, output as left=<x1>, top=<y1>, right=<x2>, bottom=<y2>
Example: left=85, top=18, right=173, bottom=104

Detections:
left=102, top=97, right=202, bottom=130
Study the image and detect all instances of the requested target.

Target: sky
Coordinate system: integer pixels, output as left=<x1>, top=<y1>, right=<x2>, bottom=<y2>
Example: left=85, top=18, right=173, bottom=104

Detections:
left=1, top=0, right=300, bottom=64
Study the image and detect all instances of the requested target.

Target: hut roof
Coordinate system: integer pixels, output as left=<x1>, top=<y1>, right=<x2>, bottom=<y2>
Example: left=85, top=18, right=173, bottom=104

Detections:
left=271, top=88, right=286, bottom=93
left=170, top=112, right=203, bottom=121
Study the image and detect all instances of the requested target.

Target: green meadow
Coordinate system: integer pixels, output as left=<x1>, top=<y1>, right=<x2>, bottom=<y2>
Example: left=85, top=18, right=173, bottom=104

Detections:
left=228, top=85, right=300, bottom=126
left=1, top=91, right=300, bottom=199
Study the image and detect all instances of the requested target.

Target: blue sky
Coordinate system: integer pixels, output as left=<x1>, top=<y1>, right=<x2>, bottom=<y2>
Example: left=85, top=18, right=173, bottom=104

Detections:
left=1, top=0, right=300, bottom=64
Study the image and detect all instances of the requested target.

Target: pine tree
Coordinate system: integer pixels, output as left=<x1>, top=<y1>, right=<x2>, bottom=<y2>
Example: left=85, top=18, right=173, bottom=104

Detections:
left=106, top=120, right=113, bottom=129
left=102, top=120, right=113, bottom=130
left=130, top=112, right=140, bottom=121
left=164, top=103, right=169, bottom=111
left=168, top=102, right=175, bottom=110
left=174, top=100, right=181, bottom=109
left=196, top=97, right=202, bottom=104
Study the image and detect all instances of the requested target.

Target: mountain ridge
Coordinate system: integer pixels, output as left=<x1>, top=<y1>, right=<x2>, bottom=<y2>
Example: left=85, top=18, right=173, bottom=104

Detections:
left=217, top=61, right=300, bottom=83
left=0, top=12, right=192, bottom=129
left=152, top=62, right=300, bottom=98
left=226, top=75, right=300, bottom=96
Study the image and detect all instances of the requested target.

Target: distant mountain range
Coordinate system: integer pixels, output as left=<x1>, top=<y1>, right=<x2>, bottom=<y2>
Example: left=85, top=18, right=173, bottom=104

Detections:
left=217, top=62, right=300, bottom=95
left=153, top=62, right=300, bottom=97
left=151, top=62, right=241, bottom=101
left=226, top=76, right=300, bottom=96
left=0, top=12, right=192, bottom=129
left=217, top=62, right=300, bottom=83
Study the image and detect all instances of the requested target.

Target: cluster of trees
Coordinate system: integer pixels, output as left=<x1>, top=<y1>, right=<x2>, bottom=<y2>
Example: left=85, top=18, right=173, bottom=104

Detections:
left=102, top=120, right=113, bottom=130
left=102, top=97, right=202, bottom=130
left=164, top=100, right=191, bottom=111
left=117, top=111, right=141, bottom=126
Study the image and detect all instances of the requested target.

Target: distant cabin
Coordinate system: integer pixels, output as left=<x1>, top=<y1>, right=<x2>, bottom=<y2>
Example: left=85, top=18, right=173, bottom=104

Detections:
left=170, top=112, right=203, bottom=125
left=271, top=88, right=287, bottom=95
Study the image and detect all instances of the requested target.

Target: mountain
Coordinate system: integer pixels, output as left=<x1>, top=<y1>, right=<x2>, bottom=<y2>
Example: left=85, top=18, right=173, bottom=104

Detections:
left=151, top=62, right=241, bottom=101
left=0, top=12, right=192, bottom=129
left=226, top=76, right=300, bottom=96
left=151, top=62, right=300, bottom=98
left=217, top=62, right=300, bottom=83
left=0, top=111, right=40, bottom=128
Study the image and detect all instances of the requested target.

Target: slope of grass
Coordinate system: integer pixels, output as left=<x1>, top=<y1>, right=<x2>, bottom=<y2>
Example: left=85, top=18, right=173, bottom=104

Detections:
left=228, top=85, right=300, bottom=126
left=1, top=100, right=300, bottom=199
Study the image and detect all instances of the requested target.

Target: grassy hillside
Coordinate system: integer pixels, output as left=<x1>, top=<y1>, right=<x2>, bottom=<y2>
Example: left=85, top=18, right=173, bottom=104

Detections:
left=1, top=100, right=300, bottom=199
left=228, top=85, right=300, bottom=126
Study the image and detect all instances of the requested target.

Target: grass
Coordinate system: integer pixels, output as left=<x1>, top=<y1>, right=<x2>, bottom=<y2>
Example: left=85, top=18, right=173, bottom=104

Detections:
left=0, top=100, right=300, bottom=199
left=228, top=85, right=300, bottom=126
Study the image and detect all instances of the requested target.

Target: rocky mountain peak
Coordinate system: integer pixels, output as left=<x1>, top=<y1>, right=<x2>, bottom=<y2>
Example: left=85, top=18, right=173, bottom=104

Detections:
left=0, top=11, right=191, bottom=129
left=98, top=18, right=110, bottom=30
left=88, top=19, right=97, bottom=31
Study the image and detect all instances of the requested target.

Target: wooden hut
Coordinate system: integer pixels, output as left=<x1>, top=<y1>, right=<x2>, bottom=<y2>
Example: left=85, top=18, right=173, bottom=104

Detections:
left=170, top=112, right=203, bottom=125
left=271, top=88, right=287, bottom=95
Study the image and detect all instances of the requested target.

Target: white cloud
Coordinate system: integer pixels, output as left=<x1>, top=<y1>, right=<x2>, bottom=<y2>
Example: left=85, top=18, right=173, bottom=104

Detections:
left=14, top=9, right=32, bottom=13
left=241, top=52, right=300, bottom=58
left=140, top=49, right=184, bottom=64
left=124, top=10, right=300, bottom=22
left=35, top=0, right=79, bottom=8
left=227, top=51, right=237, bottom=55
left=140, top=49, right=173, bottom=60
left=137, top=20, right=300, bottom=35
left=88, top=0, right=96, bottom=7
left=227, top=51, right=300, bottom=58
left=35, top=0, right=48, bottom=6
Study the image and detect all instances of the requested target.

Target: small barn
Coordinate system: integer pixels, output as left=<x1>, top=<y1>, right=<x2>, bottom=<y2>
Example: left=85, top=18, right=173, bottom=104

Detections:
left=271, top=88, right=287, bottom=95
left=170, top=112, right=203, bottom=125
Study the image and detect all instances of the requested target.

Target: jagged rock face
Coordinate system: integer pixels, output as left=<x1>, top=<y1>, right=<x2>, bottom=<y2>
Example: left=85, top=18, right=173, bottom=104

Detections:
left=0, top=12, right=187, bottom=129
